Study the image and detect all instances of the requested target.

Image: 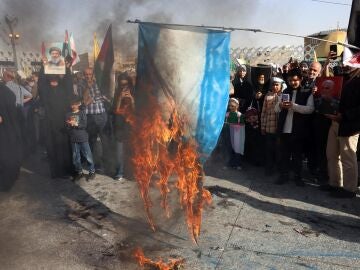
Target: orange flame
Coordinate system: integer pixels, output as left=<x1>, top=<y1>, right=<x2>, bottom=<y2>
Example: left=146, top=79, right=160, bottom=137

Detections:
left=130, top=93, right=212, bottom=242
left=134, top=248, right=184, bottom=270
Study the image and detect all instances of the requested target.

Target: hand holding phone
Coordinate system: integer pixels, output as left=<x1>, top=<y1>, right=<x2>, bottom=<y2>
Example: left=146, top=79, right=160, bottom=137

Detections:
left=329, top=45, right=337, bottom=60
left=281, top=93, right=290, bottom=102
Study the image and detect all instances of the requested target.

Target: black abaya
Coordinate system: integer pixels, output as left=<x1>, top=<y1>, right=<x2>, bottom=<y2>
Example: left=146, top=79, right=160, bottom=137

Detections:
left=0, top=83, right=22, bottom=190
left=38, top=68, right=74, bottom=178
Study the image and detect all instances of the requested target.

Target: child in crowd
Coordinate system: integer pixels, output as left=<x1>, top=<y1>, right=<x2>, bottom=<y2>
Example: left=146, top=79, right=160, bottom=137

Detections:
left=224, top=98, right=245, bottom=170
left=66, top=97, right=96, bottom=181
left=261, top=77, right=286, bottom=175
left=244, top=106, right=263, bottom=166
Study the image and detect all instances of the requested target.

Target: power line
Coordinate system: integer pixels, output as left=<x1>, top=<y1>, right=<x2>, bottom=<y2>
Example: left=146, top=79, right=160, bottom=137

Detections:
left=127, top=20, right=360, bottom=50
left=311, top=0, right=351, bottom=6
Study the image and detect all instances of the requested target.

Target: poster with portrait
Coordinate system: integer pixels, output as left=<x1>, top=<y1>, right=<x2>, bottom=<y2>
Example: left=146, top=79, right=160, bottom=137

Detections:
left=44, top=42, right=65, bottom=74
left=315, top=76, right=343, bottom=115
left=315, top=76, right=343, bottom=99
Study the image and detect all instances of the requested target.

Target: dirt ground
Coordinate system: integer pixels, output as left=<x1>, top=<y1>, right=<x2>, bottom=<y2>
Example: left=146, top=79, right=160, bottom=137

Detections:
left=0, top=151, right=360, bottom=270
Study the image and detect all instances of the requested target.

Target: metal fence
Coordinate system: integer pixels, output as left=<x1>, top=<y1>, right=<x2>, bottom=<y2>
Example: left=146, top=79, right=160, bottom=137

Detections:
left=230, top=44, right=318, bottom=66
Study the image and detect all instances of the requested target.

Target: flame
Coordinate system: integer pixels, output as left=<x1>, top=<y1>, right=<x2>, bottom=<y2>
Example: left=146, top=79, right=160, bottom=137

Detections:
left=130, top=93, right=212, bottom=242
left=134, top=248, right=184, bottom=270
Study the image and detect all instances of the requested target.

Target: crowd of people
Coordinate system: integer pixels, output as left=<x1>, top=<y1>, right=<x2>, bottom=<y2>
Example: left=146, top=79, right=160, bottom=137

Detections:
left=0, top=54, right=359, bottom=200
left=219, top=55, right=360, bottom=199
left=0, top=60, right=135, bottom=191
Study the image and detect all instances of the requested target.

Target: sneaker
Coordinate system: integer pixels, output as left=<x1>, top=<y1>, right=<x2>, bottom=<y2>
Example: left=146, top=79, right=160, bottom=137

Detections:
left=87, top=172, right=96, bottom=181
left=73, top=173, right=84, bottom=182
left=330, top=188, right=356, bottom=198
left=95, top=168, right=104, bottom=174
left=113, top=174, right=123, bottom=181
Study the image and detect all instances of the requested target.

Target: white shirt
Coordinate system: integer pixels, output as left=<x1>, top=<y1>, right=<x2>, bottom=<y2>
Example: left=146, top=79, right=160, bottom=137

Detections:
left=275, top=89, right=314, bottom=133
left=6, top=80, right=32, bottom=107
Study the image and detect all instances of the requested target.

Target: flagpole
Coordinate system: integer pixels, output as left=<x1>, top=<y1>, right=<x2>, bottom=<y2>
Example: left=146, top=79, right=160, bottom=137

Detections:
left=127, top=19, right=360, bottom=50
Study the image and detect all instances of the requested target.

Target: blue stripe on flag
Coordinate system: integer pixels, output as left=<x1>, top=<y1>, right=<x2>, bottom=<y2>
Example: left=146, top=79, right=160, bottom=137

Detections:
left=196, top=31, right=230, bottom=162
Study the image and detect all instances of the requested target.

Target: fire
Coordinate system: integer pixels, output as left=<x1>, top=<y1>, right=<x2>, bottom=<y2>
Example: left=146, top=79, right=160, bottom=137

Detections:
left=134, top=248, right=184, bottom=270
left=130, top=94, right=212, bottom=243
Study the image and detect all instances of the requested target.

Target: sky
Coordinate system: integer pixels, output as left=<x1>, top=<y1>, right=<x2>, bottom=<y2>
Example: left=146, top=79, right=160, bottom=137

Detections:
left=0, top=0, right=353, bottom=56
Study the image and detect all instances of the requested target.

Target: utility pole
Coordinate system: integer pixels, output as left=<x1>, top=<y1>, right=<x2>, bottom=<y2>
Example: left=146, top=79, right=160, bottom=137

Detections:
left=5, top=15, right=19, bottom=70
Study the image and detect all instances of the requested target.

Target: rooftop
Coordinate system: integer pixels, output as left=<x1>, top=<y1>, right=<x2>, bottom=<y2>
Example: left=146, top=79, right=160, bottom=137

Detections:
left=307, top=28, right=347, bottom=37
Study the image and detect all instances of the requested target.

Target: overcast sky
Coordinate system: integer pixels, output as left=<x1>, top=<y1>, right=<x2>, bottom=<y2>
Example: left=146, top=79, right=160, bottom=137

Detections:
left=0, top=0, right=352, bottom=55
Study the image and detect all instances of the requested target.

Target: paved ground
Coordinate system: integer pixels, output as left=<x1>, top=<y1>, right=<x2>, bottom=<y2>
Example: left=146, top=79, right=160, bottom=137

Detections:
left=0, top=151, right=360, bottom=270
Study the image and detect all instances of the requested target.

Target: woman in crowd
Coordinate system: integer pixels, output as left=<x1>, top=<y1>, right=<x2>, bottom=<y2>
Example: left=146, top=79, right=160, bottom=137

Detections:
left=112, top=74, right=135, bottom=180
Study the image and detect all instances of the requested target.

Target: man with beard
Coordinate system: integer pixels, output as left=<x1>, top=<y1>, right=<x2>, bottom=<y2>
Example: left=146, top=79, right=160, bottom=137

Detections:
left=47, top=47, right=65, bottom=67
left=275, top=68, right=315, bottom=186
left=38, top=62, right=74, bottom=179
left=0, top=83, right=22, bottom=191
left=77, top=68, right=108, bottom=173
left=303, top=62, right=322, bottom=177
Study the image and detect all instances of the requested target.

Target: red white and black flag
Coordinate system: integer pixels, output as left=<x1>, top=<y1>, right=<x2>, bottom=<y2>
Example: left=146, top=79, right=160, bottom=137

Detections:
left=344, top=0, right=360, bottom=67
left=94, top=24, right=114, bottom=97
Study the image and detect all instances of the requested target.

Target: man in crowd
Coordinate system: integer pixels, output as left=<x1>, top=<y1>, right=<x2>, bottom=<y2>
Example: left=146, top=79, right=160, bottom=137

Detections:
left=313, top=80, right=339, bottom=186
left=303, top=62, right=322, bottom=176
left=77, top=68, right=108, bottom=173
left=325, top=67, right=360, bottom=198
left=275, top=68, right=315, bottom=186
left=3, top=70, right=32, bottom=107
left=3, top=70, right=33, bottom=156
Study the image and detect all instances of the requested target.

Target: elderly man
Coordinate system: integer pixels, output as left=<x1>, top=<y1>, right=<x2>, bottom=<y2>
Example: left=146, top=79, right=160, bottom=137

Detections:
left=325, top=68, right=360, bottom=198
left=77, top=68, right=108, bottom=173
left=302, top=62, right=322, bottom=176
left=3, top=70, right=32, bottom=107
left=305, top=62, right=322, bottom=89
left=47, top=47, right=65, bottom=66
left=313, top=80, right=339, bottom=186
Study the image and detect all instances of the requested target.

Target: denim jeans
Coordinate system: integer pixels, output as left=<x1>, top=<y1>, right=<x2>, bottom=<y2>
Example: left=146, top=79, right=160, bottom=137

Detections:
left=71, top=142, right=95, bottom=174
left=87, top=112, right=108, bottom=169
left=115, top=141, right=124, bottom=176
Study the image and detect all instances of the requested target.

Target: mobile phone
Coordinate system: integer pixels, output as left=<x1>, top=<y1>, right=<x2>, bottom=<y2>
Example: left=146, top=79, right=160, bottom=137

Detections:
left=329, top=45, right=337, bottom=59
left=282, top=93, right=290, bottom=102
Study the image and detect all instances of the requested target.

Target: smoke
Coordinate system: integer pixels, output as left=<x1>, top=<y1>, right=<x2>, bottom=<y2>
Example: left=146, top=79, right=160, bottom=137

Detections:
left=0, top=0, right=59, bottom=52
left=0, top=0, right=261, bottom=57
left=89, top=1, right=173, bottom=58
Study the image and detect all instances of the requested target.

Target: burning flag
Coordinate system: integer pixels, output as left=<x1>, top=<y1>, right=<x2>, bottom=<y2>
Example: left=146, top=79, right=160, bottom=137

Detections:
left=343, top=0, right=360, bottom=67
left=132, top=22, right=230, bottom=243
left=134, top=248, right=184, bottom=270
left=94, top=24, right=114, bottom=97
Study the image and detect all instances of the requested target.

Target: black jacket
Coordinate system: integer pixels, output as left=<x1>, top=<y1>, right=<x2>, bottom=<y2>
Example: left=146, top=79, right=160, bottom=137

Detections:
left=231, top=76, right=254, bottom=113
left=338, top=76, right=360, bottom=137
left=277, top=86, right=313, bottom=138
left=66, top=110, right=89, bottom=143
